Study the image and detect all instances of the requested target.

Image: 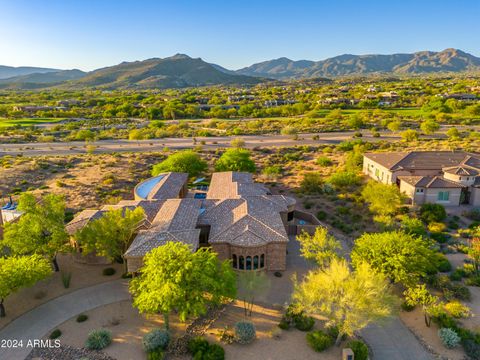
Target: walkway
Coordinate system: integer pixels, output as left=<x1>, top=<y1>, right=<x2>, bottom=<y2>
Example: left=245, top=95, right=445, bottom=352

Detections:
left=361, top=319, right=434, bottom=360
left=0, top=280, right=130, bottom=360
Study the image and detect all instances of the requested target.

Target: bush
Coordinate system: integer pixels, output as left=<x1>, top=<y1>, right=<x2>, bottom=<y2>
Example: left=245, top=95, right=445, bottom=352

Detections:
left=401, top=301, right=416, bottom=312
left=85, top=329, right=112, bottom=350
left=438, top=328, right=461, bottom=349
left=234, top=321, right=256, bottom=344
left=49, top=329, right=62, bottom=339
left=300, top=173, right=323, bottom=194
left=347, top=340, right=369, bottom=360
left=463, top=339, right=480, bottom=359
left=428, top=222, right=447, bottom=233
left=435, top=254, right=452, bottom=272
left=203, top=344, right=225, bottom=360
left=102, top=267, right=116, bottom=276
left=278, top=319, right=290, bottom=330
left=327, top=171, right=361, bottom=189
left=76, top=314, right=88, bottom=323
left=188, top=337, right=210, bottom=355
left=316, top=210, right=327, bottom=221
left=420, top=203, right=447, bottom=223
left=430, top=232, right=450, bottom=243
left=306, top=330, right=333, bottom=352
left=294, top=315, right=315, bottom=331
left=316, top=156, right=333, bottom=167
left=449, top=269, right=463, bottom=281
left=143, top=328, right=170, bottom=352
left=433, top=313, right=458, bottom=329
left=444, top=301, right=471, bottom=319
left=61, top=271, right=72, bottom=288
left=147, top=349, right=165, bottom=360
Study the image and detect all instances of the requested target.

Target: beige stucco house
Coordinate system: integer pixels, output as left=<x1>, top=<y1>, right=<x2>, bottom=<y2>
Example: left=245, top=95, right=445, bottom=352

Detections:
left=363, top=151, right=480, bottom=207
left=67, top=172, right=296, bottom=273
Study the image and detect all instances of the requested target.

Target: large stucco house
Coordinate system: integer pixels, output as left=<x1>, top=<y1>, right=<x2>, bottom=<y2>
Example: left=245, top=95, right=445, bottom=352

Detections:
left=66, top=172, right=296, bottom=273
left=363, top=151, right=480, bottom=207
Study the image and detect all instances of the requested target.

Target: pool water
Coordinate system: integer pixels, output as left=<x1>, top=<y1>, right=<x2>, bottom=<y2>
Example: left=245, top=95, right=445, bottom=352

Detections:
left=194, top=193, right=207, bottom=199
left=136, top=175, right=164, bottom=199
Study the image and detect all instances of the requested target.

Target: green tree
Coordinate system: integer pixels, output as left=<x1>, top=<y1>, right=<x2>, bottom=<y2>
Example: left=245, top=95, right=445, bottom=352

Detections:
left=215, top=148, right=256, bottom=173
left=351, top=231, right=435, bottom=288
left=230, top=138, right=246, bottom=148
left=404, top=284, right=439, bottom=327
left=293, top=259, right=397, bottom=345
left=237, top=271, right=270, bottom=317
left=151, top=150, right=207, bottom=177
left=300, top=173, right=323, bottom=194
left=0, top=255, right=52, bottom=317
left=297, top=227, right=341, bottom=267
left=327, top=171, right=361, bottom=189
left=467, top=237, right=480, bottom=275
left=2, top=193, right=68, bottom=272
left=420, top=120, right=440, bottom=135
left=387, top=120, right=401, bottom=132
left=130, top=242, right=236, bottom=330
left=361, top=181, right=406, bottom=217
left=446, top=127, right=461, bottom=140
left=74, top=207, right=145, bottom=273
left=400, top=129, right=419, bottom=142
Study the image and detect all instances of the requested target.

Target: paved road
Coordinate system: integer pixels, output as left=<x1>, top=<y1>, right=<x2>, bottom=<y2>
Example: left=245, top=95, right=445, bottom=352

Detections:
left=0, top=280, right=130, bottom=360
left=0, top=131, right=399, bottom=157
left=361, top=320, right=434, bottom=360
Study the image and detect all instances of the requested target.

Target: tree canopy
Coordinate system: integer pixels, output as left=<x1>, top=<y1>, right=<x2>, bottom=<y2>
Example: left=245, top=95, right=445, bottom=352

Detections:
left=151, top=150, right=207, bottom=177
left=297, top=227, right=341, bottom=267
left=74, top=207, right=145, bottom=270
left=215, top=148, right=256, bottom=173
left=293, top=259, right=397, bottom=345
left=0, top=255, right=52, bottom=317
left=130, top=242, right=236, bottom=329
left=351, top=231, right=436, bottom=288
left=2, top=193, right=68, bottom=271
left=361, top=181, right=406, bottom=217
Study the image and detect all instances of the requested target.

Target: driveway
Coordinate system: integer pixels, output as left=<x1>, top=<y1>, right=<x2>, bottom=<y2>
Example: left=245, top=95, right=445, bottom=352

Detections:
left=0, top=280, right=130, bottom=360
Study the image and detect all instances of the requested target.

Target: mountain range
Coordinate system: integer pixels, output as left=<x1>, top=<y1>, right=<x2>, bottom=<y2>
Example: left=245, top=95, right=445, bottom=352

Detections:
left=0, top=49, right=479, bottom=89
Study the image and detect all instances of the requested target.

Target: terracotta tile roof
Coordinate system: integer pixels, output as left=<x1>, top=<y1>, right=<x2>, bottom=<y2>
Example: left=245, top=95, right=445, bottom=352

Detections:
left=135, top=172, right=188, bottom=200
left=365, top=151, right=480, bottom=171
left=207, top=171, right=269, bottom=199
left=65, top=209, right=104, bottom=234
left=443, top=166, right=479, bottom=176
left=398, top=175, right=463, bottom=188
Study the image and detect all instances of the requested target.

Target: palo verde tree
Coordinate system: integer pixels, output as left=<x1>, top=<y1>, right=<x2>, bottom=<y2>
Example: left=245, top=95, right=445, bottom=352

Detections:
left=0, top=255, right=52, bottom=317
left=404, top=284, right=439, bottom=327
left=130, top=242, right=236, bottom=330
left=351, top=231, right=436, bottom=288
left=151, top=150, right=207, bottom=178
left=361, top=181, right=406, bottom=218
left=293, top=259, right=397, bottom=346
left=74, top=207, right=145, bottom=273
left=237, top=271, right=270, bottom=317
left=2, top=193, right=68, bottom=272
left=297, top=227, right=342, bottom=267
left=467, top=237, right=480, bottom=275
left=215, top=148, right=256, bottom=173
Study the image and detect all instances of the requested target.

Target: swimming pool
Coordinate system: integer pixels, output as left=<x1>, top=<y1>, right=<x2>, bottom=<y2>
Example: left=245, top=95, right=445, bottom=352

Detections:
left=135, top=175, right=164, bottom=199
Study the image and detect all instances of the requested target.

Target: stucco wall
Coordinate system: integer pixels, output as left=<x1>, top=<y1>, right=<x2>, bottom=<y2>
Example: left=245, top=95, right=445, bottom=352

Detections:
left=424, top=188, right=461, bottom=206
left=471, top=187, right=480, bottom=206
left=363, top=157, right=395, bottom=184
left=125, top=256, right=144, bottom=273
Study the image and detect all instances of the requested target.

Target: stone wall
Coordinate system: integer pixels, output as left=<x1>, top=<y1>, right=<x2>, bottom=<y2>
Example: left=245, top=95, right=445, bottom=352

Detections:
left=125, top=256, right=144, bottom=273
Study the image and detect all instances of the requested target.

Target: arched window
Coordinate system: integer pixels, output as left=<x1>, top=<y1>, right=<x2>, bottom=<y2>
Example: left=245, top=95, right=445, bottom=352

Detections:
left=246, top=256, right=252, bottom=270
left=253, top=255, right=259, bottom=270
left=232, top=254, right=237, bottom=269
left=239, top=256, right=245, bottom=270
left=260, top=254, right=265, bottom=268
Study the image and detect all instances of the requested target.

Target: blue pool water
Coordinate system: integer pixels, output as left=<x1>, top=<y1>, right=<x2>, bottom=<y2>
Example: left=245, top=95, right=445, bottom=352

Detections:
left=194, top=193, right=207, bottom=199
left=136, top=175, right=164, bottom=199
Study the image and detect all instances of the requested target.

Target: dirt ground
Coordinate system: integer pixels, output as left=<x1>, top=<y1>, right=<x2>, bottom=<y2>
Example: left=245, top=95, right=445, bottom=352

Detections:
left=0, top=253, right=123, bottom=330
left=55, top=299, right=346, bottom=360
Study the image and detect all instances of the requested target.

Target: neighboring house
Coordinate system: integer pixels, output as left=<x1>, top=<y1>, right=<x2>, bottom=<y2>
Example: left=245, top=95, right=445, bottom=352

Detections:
left=363, top=151, right=480, bottom=207
left=67, top=171, right=296, bottom=273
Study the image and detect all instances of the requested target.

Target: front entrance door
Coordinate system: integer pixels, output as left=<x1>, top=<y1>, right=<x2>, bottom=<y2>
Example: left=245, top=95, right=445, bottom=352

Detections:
left=460, top=188, right=471, bottom=205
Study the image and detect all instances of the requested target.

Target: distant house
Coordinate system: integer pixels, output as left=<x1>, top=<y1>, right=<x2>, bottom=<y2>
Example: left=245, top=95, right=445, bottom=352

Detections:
left=67, top=172, right=296, bottom=273
left=363, top=151, right=480, bottom=206
left=438, top=93, right=478, bottom=101
left=264, top=99, right=297, bottom=107
left=13, top=105, right=55, bottom=113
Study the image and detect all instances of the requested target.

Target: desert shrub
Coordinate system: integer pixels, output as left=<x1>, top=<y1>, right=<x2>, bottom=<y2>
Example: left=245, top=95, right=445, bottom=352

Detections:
left=347, top=340, right=369, bottom=360
left=447, top=283, right=471, bottom=301
left=433, top=313, right=458, bottom=329
left=327, top=171, right=361, bottom=188
left=430, top=232, right=450, bottom=243
left=306, top=330, right=333, bottom=352
left=188, top=337, right=210, bottom=355
left=234, top=321, right=256, bottom=344
left=76, top=314, right=88, bottom=323
left=420, top=203, right=447, bottom=223
left=428, top=222, right=447, bottom=233
left=438, top=328, right=461, bottom=348
left=143, top=328, right=170, bottom=352
left=463, top=339, right=480, bottom=359
left=85, top=329, right=112, bottom=350
left=49, top=329, right=62, bottom=339
left=202, top=344, right=225, bottom=360
left=219, top=326, right=235, bottom=344
left=316, top=156, right=333, bottom=166
left=435, top=254, right=452, bottom=272
left=444, top=301, right=471, bottom=319
left=449, top=269, right=463, bottom=281
left=448, top=220, right=460, bottom=230
left=294, top=314, right=315, bottom=331
left=102, top=267, right=116, bottom=276
left=316, top=210, right=327, bottom=220
left=300, top=173, right=323, bottom=194
left=465, top=276, right=480, bottom=287
left=147, top=349, right=165, bottom=360
left=278, top=318, right=290, bottom=330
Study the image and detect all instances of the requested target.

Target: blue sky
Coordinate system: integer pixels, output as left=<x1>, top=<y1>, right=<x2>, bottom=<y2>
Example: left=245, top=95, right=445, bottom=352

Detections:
left=0, top=0, right=479, bottom=71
